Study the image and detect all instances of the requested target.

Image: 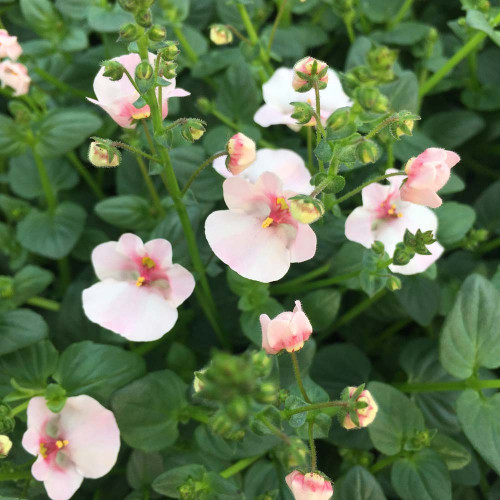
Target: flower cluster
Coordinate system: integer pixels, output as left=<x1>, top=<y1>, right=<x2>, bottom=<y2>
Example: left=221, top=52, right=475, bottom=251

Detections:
left=0, top=30, right=30, bottom=96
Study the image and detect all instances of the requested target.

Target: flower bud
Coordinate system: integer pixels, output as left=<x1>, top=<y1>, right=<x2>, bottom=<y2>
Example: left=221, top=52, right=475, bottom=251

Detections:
left=393, top=242, right=415, bottom=266
left=326, top=107, right=350, bottom=130
left=286, top=471, right=333, bottom=500
left=101, top=60, right=125, bottom=81
left=0, top=435, right=12, bottom=458
left=148, top=24, right=167, bottom=42
left=255, top=381, right=278, bottom=404
left=367, top=46, right=398, bottom=72
left=0, top=404, right=14, bottom=434
left=135, top=61, right=153, bottom=81
left=275, top=437, right=309, bottom=469
left=159, top=60, right=177, bottom=79
left=251, top=350, right=272, bottom=378
left=289, top=196, right=325, bottom=224
left=356, top=87, right=380, bottom=110
left=356, top=139, right=379, bottom=164
left=118, top=23, right=140, bottom=42
left=118, top=0, right=138, bottom=12
left=226, top=133, right=256, bottom=175
left=196, top=97, right=212, bottom=114
left=291, top=101, right=313, bottom=125
left=395, top=119, right=414, bottom=138
left=159, top=41, right=180, bottom=61
left=181, top=119, right=206, bottom=143
left=226, top=396, right=249, bottom=422
left=292, top=57, right=329, bottom=92
left=136, top=9, right=153, bottom=28
left=386, top=275, right=402, bottom=291
left=371, top=241, right=385, bottom=255
left=342, top=386, right=378, bottom=430
left=210, top=24, right=233, bottom=45
left=88, top=141, right=121, bottom=168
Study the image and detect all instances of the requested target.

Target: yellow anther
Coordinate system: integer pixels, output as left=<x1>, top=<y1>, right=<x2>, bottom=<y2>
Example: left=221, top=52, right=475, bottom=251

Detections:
left=39, top=443, right=48, bottom=458
left=397, top=213, right=403, bottom=218
left=276, top=197, right=288, bottom=210
left=142, top=256, right=155, bottom=269
left=136, top=276, right=145, bottom=287
left=262, top=217, right=273, bottom=228
left=131, top=109, right=151, bottom=120
left=56, top=440, right=69, bottom=449
left=388, top=208, right=395, bottom=215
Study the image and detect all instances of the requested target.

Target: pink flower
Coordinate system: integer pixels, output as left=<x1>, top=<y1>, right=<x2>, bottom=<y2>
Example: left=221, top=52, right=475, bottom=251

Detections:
left=400, top=148, right=460, bottom=208
left=205, top=172, right=317, bottom=282
left=254, top=67, right=351, bottom=130
left=87, top=53, right=189, bottom=129
left=260, top=300, right=312, bottom=354
left=213, top=148, right=313, bottom=194
left=286, top=471, right=333, bottom=500
left=342, top=387, right=378, bottom=429
left=22, top=396, right=120, bottom=500
left=82, top=233, right=195, bottom=341
left=0, top=29, right=22, bottom=60
left=344, top=169, right=444, bottom=275
left=292, top=57, right=328, bottom=91
left=226, top=133, right=256, bottom=174
left=0, top=60, right=30, bottom=96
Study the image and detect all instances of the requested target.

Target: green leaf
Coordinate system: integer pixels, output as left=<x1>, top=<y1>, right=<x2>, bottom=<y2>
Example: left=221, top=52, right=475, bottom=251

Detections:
left=457, top=390, right=500, bottom=475
left=153, top=464, right=205, bottom=497
left=300, top=289, right=341, bottom=331
left=17, top=202, right=86, bottom=259
left=314, top=140, right=333, bottom=164
left=243, top=461, right=280, bottom=499
left=466, top=10, right=500, bottom=47
left=337, top=466, right=387, bottom=500
left=12, top=265, right=53, bottom=307
left=126, top=450, right=164, bottom=491
left=195, top=425, right=236, bottom=460
left=395, top=276, right=440, bottom=326
left=112, top=370, right=188, bottom=452
left=0, top=115, right=28, bottom=157
left=380, top=71, right=419, bottom=112
left=368, top=382, right=425, bottom=455
left=95, top=195, right=155, bottom=230
left=20, top=0, right=61, bottom=35
left=391, top=449, right=452, bottom=500
left=440, top=274, right=500, bottom=379
left=53, top=341, right=146, bottom=403
left=359, top=0, right=406, bottom=23
left=373, top=22, right=430, bottom=46
left=430, top=434, right=471, bottom=471
left=436, top=202, right=476, bottom=246
left=475, top=180, right=500, bottom=235
left=35, top=109, right=102, bottom=158
left=87, top=4, right=134, bottom=32
left=0, top=309, right=48, bottom=356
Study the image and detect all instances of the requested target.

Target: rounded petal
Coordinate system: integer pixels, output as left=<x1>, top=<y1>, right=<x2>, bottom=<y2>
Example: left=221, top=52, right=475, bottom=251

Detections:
left=144, top=238, right=173, bottom=268
left=213, top=155, right=230, bottom=178
left=32, top=456, right=84, bottom=500
left=289, top=223, right=317, bottom=263
left=400, top=184, right=443, bottom=208
left=445, top=151, right=460, bottom=168
left=345, top=207, right=375, bottom=248
left=401, top=203, right=439, bottom=234
left=262, top=68, right=298, bottom=111
left=205, top=210, right=292, bottom=283
left=254, top=171, right=285, bottom=199
left=361, top=183, right=391, bottom=211
left=115, top=233, right=145, bottom=260
left=164, top=263, right=195, bottom=307
left=254, top=104, right=296, bottom=127
left=260, top=314, right=278, bottom=354
left=91, top=241, right=136, bottom=281
left=25, top=396, right=54, bottom=434
left=82, top=280, right=179, bottom=341
left=59, top=395, right=120, bottom=479
left=290, top=310, right=313, bottom=341
left=267, top=319, right=294, bottom=352
left=318, top=69, right=352, bottom=112
left=22, top=428, right=41, bottom=456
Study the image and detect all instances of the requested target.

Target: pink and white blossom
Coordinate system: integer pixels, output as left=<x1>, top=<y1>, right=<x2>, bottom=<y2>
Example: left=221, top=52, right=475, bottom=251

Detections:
left=205, top=172, right=317, bottom=282
left=226, top=133, right=256, bottom=174
left=343, top=387, right=378, bottom=430
left=87, top=53, right=189, bottom=129
left=400, top=148, right=460, bottom=208
left=82, top=233, right=195, bottom=341
left=260, top=300, right=312, bottom=354
left=254, top=67, right=351, bottom=130
left=344, top=170, right=444, bottom=275
left=292, top=57, right=328, bottom=91
left=0, top=29, right=22, bottom=60
left=22, top=396, right=120, bottom=500
left=0, top=60, right=30, bottom=96
left=213, top=148, right=313, bottom=194
left=286, top=470, right=333, bottom=500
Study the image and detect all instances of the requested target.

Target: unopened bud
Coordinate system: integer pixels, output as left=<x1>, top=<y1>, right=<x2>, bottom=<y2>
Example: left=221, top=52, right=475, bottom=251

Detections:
left=290, top=101, right=313, bottom=125
left=159, top=60, right=177, bottom=79
left=226, top=396, right=248, bottom=422
left=210, top=24, right=233, bottom=45
left=118, top=23, right=140, bottom=42
left=88, top=141, right=121, bottom=168
left=367, top=46, right=398, bottom=72
left=356, top=87, right=379, bottom=110
left=148, top=24, right=167, bottom=42
left=136, top=9, right=153, bottom=28
left=342, top=386, right=378, bottom=430
left=0, top=404, right=14, bottom=434
left=181, top=119, right=206, bottom=143
left=289, top=196, right=324, bottom=224
left=226, top=133, right=256, bottom=175
left=327, top=107, right=350, bottom=130
left=371, top=241, right=385, bottom=255
left=0, top=436, right=12, bottom=458
left=387, top=276, right=402, bottom=291
left=251, top=351, right=272, bottom=378
left=193, top=368, right=207, bottom=393
left=356, top=139, right=379, bottom=164
left=393, top=242, right=414, bottom=266
left=292, top=56, right=328, bottom=92
left=135, top=61, right=153, bottom=80
left=372, top=94, right=389, bottom=113
left=118, top=0, right=138, bottom=12
left=255, top=382, right=278, bottom=404
left=396, top=119, right=414, bottom=138
left=196, top=97, right=212, bottom=114
left=159, top=41, right=180, bottom=61
left=101, top=60, right=125, bottom=81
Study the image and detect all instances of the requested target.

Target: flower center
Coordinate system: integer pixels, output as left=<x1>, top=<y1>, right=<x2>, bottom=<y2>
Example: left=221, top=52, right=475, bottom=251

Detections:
left=135, top=256, right=157, bottom=286
left=262, top=197, right=289, bottom=228
left=39, top=439, right=69, bottom=459
left=380, top=201, right=403, bottom=219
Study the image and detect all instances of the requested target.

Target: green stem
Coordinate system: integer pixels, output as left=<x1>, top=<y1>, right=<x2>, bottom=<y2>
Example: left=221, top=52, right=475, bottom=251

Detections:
left=290, top=351, right=311, bottom=403
left=134, top=154, right=165, bottom=216
left=306, top=126, right=314, bottom=173
left=370, top=454, right=399, bottom=474
left=477, top=237, right=500, bottom=255
left=184, top=405, right=211, bottom=424
left=388, top=0, right=413, bottom=29
left=226, top=25, right=252, bottom=45
left=26, top=296, right=60, bottom=311
left=33, top=151, right=57, bottom=212
left=395, top=379, right=500, bottom=393
left=332, top=172, right=406, bottom=206
left=211, top=107, right=239, bottom=129
left=313, top=81, right=326, bottom=138
left=283, top=400, right=348, bottom=419
left=173, top=26, right=198, bottom=65
left=366, top=114, right=394, bottom=139
left=272, top=270, right=360, bottom=295
left=271, top=262, right=331, bottom=294
left=10, top=400, right=29, bottom=417
left=386, top=141, right=394, bottom=170
left=67, top=152, right=105, bottom=200
left=33, top=67, right=88, bottom=99
left=112, top=141, right=161, bottom=163
left=267, top=0, right=288, bottom=53
left=257, top=415, right=290, bottom=444
left=343, top=14, right=356, bottom=43
left=181, top=151, right=227, bottom=196
left=333, top=289, right=387, bottom=330
left=308, top=421, right=317, bottom=471
left=122, top=67, right=141, bottom=94
left=419, top=12, right=500, bottom=97
left=220, top=454, right=263, bottom=479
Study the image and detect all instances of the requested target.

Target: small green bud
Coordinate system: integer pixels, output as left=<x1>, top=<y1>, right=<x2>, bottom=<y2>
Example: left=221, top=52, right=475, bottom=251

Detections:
left=356, top=139, right=379, bottom=164
left=181, top=119, right=206, bottom=143
left=159, top=61, right=177, bottom=79
left=148, top=24, right=167, bottom=42
left=135, top=9, right=152, bottom=28
left=118, top=23, right=140, bottom=42
left=393, top=242, right=414, bottom=266
left=367, top=46, right=398, bottom=72
left=356, top=87, right=380, bottom=110
left=251, top=351, right=272, bottom=378
left=326, top=106, right=350, bottom=130
left=0, top=403, right=14, bottom=434
left=290, top=101, right=313, bottom=125
left=255, top=382, right=278, bottom=404
left=226, top=396, right=248, bottom=422
left=387, top=276, right=402, bottom=291
left=135, top=61, right=153, bottom=80
left=372, top=93, right=389, bottom=113
left=118, top=0, right=138, bottom=12
left=196, top=97, right=212, bottom=114
left=371, top=241, right=385, bottom=255
left=210, top=24, right=233, bottom=45
left=159, top=41, right=180, bottom=61
left=101, top=60, right=125, bottom=81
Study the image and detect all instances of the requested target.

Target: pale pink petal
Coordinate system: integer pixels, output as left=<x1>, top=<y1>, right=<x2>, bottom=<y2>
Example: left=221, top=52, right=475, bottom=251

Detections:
left=445, top=151, right=460, bottom=168
left=91, top=241, right=136, bottom=281
left=254, top=104, right=296, bottom=127
left=289, top=223, right=317, bottom=263
left=345, top=207, right=376, bottom=248
left=290, top=310, right=313, bottom=342
left=205, top=210, right=293, bottom=282
left=115, top=233, right=145, bottom=261
left=163, top=263, right=195, bottom=307
left=82, top=280, right=179, bottom=341
left=400, top=184, right=442, bottom=208
left=25, top=397, right=53, bottom=434
left=144, top=239, right=173, bottom=268
left=318, top=69, right=352, bottom=112
left=361, top=183, right=391, bottom=211
left=254, top=172, right=285, bottom=199
left=59, top=396, right=120, bottom=479
left=86, top=97, right=135, bottom=129
left=260, top=314, right=278, bottom=354
left=213, top=155, right=230, bottom=178
left=402, top=202, right=439, bottom=234
left=267, top=319, right=294, bottom=351
left=22, top=428, right=41, bottom=456
left=35, top=459, right=84, bottom=500
left=222, top=176, right=261, bottom=211
left=407, top=163, right=437, bottom=189
left=261, top=68, right=298, bottom=111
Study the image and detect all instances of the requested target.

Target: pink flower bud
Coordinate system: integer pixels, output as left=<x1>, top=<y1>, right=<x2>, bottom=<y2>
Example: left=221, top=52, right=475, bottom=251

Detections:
left=88, top=141, right=121, bottom=167
left=285, top=470, right=333, bottom=500
left=0, top=435, right=12, bottom=458
left=226, top=133, right=256, bottom=175
left=292, top=57, right=329, bottom=92
left=0, top=60, right=30, bottom=96
left=400, top=148, right=460, bottom=208
left=260, top=300, right=312, bottom=355
left=0, top=29, right=22, bottom=61
left=210, top=24, right=233, bottom=45
left=343, top=387, right=378, bottom=430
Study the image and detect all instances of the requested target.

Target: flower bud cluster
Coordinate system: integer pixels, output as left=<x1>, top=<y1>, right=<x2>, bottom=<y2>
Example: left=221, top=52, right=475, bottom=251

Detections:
left=393, top=229, right=436, bottom=265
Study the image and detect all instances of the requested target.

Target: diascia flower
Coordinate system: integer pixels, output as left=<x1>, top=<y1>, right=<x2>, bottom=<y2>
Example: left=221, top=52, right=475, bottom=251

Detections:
left=254, top=67, right=351, bottom=130
left=82, top=234, right=195, bottom=341
left=344, top=170, right=444, bottom=275
left=226, top=133, right=256, bottom=174
left=400, top=148, right=460, bottom=208
left=213, top=148, right=313, bottom=194
left=260, top=300, right=312, bottom=354
left=22, top=396, right=120, bottom=500
left=0, top=29, right=23, bottom=60
left=87, top=53, right=189, bottom=129
left=205, top=172, right=317, bottom=282
left=0, top=60, right=30, bottom=96
left=342, top=386, right=378, bottom=429
left=286, top=471, right=333, bottom=500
